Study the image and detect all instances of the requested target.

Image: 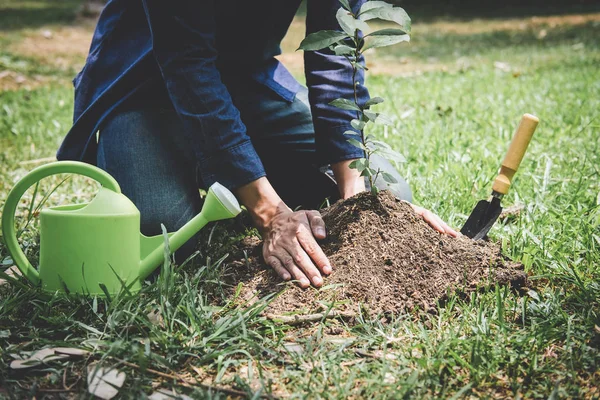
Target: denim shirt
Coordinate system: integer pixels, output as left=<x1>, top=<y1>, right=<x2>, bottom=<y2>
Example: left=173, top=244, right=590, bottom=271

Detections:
left=57, top=0, right=369, bottom=190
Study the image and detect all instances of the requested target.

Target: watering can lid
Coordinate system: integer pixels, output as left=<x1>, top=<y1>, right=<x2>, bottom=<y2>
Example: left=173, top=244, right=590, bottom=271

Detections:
left=210, top=182, right=241, bottom=215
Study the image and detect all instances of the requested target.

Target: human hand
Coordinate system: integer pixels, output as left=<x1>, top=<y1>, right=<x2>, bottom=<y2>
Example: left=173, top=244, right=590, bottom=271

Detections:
left=235, top=178, right=332, bottom=288
left=261, top=207, right=331, bottom=288
left=405, top=202, right=460, bottom=237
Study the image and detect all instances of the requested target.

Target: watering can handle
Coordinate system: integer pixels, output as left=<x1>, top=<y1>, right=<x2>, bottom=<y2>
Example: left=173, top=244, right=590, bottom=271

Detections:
left=1, top=161, right=121, bottom=285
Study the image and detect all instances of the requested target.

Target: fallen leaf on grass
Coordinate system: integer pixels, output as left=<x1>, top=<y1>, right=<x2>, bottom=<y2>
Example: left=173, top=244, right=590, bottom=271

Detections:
left=10, top=348, right=69, bottom=369
left=190, top=365, right=206, bottom=379
left=147, top=309, right=165, bottom=327
left=0, top=266, right=22, bottom=286
left=324, top=336, right=356, bottom=345
left=355, top=349, right=398, bottom=360
left=283, top=342, right=304, bottom=355
left=87, top=363, right=126, bottom=400
left=10, top=346, right=91, bottom=369
left=340, top=359, right=365, bottom=368
left=54, top=347, right=90, bottom=357
left=384, top=372, right=396, bottom=384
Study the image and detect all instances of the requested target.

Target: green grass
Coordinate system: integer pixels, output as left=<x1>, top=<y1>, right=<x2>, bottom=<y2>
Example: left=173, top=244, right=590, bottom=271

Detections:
left=0, top=2, right=599, bottom=398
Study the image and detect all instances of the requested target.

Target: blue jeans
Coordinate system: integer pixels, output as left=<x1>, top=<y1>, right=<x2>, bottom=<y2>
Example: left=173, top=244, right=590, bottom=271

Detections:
left=97, top=82, right=412, bottom=258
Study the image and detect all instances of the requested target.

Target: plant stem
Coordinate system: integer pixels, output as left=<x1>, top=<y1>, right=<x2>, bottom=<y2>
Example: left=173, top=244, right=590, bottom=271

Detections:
left=352, top=29, right=375, bottom=191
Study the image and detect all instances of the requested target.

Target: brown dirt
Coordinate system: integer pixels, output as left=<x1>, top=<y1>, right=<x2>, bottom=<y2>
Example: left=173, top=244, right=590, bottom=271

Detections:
left=0, top=70, right=60, bottom=92
left=7, top=26, right=92, bottom=70
left=225, top=190, right=528, bottom=317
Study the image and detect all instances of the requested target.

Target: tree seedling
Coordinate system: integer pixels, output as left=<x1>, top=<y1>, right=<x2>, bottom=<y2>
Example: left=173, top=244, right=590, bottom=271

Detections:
left=298, top=0, right=411, bottom=194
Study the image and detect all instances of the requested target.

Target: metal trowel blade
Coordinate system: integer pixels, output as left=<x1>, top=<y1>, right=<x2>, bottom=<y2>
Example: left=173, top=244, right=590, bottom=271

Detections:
left=460, top=196, right=503, bottom=240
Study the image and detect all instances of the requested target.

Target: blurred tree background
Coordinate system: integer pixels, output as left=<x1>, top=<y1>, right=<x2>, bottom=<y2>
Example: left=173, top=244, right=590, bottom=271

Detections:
left=74, top=0, right=600, bottom=21
left=292, top=0, right=600, bottom=19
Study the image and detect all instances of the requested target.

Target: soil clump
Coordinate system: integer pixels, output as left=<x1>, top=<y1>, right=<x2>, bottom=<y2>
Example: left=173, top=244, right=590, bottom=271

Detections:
left=225, top=191, right=528, bottom=316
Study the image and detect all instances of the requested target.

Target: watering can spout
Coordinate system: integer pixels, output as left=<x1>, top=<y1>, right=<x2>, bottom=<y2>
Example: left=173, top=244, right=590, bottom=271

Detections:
left=138, top=183, right=242, bottom=280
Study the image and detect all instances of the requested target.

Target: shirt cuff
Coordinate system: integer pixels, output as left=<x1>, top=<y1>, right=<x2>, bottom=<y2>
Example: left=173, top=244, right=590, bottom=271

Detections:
left=315, top=124, right=366, bottom=167
left=198, top=140, right=266, bottom=190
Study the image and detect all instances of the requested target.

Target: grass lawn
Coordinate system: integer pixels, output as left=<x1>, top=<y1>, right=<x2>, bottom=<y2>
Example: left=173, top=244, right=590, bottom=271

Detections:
left=0, top=1, right=599, bottom=398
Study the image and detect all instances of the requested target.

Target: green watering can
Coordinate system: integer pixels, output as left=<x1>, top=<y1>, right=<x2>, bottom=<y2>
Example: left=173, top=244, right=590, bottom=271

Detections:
left=1, top=161, right=241, bottom=296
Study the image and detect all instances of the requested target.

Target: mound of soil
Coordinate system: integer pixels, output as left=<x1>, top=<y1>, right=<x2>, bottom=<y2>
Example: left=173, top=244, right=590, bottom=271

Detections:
left=225, top=191, right=528, bottom=316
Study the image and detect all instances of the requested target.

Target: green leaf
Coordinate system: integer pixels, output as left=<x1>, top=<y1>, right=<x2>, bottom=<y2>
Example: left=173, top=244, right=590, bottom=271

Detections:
left=364, top=97, right=384, bottom=108
left=338, top=0, right=352, bottom=11
left=298, top=30, right=348, bottom=51
left=363, top=110, right=377, bottom=121
left=359, top=3, right=411, bottom=33
left=330, top=98, right=361, bottom=111
left=367, top=28, right=408, bottom=36
left=349, top=158, right=367, bottom=172
left=351, top=119, right=366, bottom=130
left=382, top=172, right=399, bottom=184
left=370, top=139, right=392, bottom=150
left=361, top=167, right=376, bottom=177
left=382, top=149, right=406, bottom=163
left=347, top=138, right=366, bottom=150
left=374, top=112, right=394, bottom=126
left=363, top=111, right=394, bottom=126
left=344, top=129, right=360, bottom=136
left=334, top=44, right=355, bottom=56
left=336, top=8, right=370, bottom=37
left=358, top=1, right=391, bottom=16
left=371, top=140, right=406, bottom=163
left=363, top=33, right=410, bottom=51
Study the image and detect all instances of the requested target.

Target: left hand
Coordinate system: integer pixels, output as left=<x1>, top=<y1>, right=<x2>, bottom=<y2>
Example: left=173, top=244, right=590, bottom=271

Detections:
left=331, top=159, right=460, bottom=238
left=404, top=202, right=460, bottom=237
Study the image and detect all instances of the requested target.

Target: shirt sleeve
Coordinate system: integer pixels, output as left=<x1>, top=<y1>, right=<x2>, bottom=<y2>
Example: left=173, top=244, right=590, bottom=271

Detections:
left=142, top=0, right=266, bottom=190
left=305, top=0, right=370, bottom=167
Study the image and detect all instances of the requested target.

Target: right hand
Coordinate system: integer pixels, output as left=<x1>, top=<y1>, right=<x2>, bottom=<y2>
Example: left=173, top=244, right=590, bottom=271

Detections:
left=234, top=177, right=331, bottom=289
left=261, top=207, right=331, bottom=288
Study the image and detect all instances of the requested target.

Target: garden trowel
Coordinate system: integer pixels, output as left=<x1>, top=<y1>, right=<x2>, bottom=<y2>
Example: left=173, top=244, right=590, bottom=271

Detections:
left=461, top=114, right=539, bottom=240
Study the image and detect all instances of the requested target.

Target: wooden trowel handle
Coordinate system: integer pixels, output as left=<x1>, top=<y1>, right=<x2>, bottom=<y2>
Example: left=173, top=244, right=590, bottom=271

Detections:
left=492, top=113, right=539, bottom=195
